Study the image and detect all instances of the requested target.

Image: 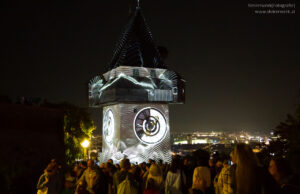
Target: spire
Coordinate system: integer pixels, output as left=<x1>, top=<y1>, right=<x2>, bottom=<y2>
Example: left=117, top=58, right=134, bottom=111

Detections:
left=108, top=4, right=165, bottom=70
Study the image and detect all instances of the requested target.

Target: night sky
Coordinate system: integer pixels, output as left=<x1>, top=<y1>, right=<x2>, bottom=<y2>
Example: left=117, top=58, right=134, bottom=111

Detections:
left=1, top=0, right=298, bottom=133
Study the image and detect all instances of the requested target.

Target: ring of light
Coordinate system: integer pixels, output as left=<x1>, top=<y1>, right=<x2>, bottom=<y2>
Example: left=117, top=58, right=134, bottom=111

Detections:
left=133, top=107, right=167, bottom=144
left=103, top=109, right=115, bottom=144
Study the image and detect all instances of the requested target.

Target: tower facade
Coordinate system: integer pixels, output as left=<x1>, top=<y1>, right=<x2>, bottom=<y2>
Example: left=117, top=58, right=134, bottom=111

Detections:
left=89, top=5, right=185, bottom=163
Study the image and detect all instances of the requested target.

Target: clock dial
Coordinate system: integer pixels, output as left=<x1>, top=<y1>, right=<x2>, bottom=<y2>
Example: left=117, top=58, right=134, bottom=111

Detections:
left=134, top=107, right=167, bottom=144
left=103, top=109, right=115, bottom=144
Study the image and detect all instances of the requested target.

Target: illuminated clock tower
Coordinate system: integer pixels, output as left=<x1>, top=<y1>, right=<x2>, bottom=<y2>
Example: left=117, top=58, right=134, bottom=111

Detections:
left=89, top=3, right=185, bottom=163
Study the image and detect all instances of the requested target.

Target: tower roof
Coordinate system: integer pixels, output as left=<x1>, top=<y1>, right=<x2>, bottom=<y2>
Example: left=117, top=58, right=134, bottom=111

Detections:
left=108, top=5, right=165, bottom=70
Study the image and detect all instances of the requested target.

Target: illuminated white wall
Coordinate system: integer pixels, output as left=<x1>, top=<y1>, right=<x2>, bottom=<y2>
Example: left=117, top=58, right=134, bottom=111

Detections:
left=102, top=103, right=171, bottom=164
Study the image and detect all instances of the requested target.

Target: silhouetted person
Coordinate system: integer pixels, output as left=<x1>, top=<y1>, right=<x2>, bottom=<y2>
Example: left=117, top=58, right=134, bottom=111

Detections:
left=269, top=158, right=300, bottom=193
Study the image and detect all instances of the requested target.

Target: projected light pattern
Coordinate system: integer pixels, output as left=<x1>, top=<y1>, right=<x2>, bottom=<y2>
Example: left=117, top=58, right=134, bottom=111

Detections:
left=103, top=109, right=115, bottom=144
left=134, top=107, right=167, bottom=144
left=88, top=76, right=104, bottom=106
left=88, top=66, right=185, bottom=107
left=101, top=104, right=171, bottom=164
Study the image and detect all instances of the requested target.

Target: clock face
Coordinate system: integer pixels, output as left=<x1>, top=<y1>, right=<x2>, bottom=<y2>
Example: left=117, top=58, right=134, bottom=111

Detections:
left=103, top=109, right=115, bottom=144
left=133, top=107, right=167, bottom=144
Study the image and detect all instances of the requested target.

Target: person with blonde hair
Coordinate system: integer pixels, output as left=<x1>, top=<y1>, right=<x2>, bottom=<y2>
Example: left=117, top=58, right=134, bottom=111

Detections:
left=144, top=164, right=164, bottom=194
left=220, top=143, right=281, bottom=194
left=192, top=158, right=211, bottom=193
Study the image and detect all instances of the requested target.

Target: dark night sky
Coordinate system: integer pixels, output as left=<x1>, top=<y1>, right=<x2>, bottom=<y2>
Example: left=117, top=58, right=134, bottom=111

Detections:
left=1, top=0, right=299, bottom=132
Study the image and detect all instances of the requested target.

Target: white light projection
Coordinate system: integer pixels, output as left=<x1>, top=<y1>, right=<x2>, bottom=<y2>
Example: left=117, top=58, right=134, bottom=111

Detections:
left=103, top=109, right=115, bottom=144
left=101, top=104, right=171, bottom=164
left=88, top=66, right=185, bottom=107
left=134, top=107, right=167, bottom=144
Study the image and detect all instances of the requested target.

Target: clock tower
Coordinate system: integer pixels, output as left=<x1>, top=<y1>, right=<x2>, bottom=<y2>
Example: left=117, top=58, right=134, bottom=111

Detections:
left=89, top=4, right=185, bottom=163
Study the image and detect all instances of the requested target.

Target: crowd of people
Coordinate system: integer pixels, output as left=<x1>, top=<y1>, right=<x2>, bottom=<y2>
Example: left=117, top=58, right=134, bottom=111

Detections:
left=37, top=143, right=299, bottom=194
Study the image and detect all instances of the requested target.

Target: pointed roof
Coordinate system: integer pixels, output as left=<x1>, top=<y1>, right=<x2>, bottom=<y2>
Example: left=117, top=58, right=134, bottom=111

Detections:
left=108, top=5, right=165, bottom=70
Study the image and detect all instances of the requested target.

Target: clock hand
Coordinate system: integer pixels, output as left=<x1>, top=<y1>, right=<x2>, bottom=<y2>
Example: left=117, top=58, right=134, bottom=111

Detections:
left=152, top=116, right=159, bottom=125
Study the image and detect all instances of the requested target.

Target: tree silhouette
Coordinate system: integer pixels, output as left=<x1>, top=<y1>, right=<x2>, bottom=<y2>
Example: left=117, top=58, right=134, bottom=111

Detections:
left=272, top=99, right=300, bottom=174
left=47, top=102, right=96, bottom=164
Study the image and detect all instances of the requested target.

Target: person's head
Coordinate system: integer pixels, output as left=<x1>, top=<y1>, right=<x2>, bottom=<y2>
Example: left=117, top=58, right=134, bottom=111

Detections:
left=115, top=164, right=120, bottom=170
left=50, top=158, right=57, bottom=165
left=87, top=159, right=94, bottom=169
left=183, top=158, right=189, bottom=166
left=99, top=163, right=105, bottom=169
left=46, top=163, right=57, bottom=177
left=158, top=159, right=163, bottom=165
left=108, top=159, right=113, bottom=164
left=268, top=159, right=278, bottom=177
left=222, top=159, right=230, bottom=168
left=128, top=165, right=137, bottom=175
left=147, top=164, right=163, bottom=190
left=146, top=163, right=151, bottom=171
left=216, top=160, right=223, bottom=168
left=103, top=162, right=113, bottom=173
left=268, top=158, right=290, bottom=183
left=120, top=158, right=130, bottom=170
left=169, top=157, right=181, bottom=173
left=196, top=157, right=208, bottom=167
left=80, top=161, right=87, bottom=169
left=232, top=143, right=259, bottom=167
left=149, top=164, right=162, bottom=177
left=232, top=143, right=261, bottom=194
left=208, top=159, right=215, bottom=167
left=138, top=163, right=143, bottom=168
left=73, top=164, right=79, bottom=172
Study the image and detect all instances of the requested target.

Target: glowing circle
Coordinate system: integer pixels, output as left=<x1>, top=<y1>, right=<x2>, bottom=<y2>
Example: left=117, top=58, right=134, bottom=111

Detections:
left=103, top=109, right=115, bottom=144
left=81, top=139, right=90, bottom=148
left=134, top=107, right=167, bottom=144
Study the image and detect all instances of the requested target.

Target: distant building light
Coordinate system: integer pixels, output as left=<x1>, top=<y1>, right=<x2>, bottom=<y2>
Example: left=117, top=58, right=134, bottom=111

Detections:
left=174, top=140, right=188, bottom=145
left=192, top=139, right=207, bottom=144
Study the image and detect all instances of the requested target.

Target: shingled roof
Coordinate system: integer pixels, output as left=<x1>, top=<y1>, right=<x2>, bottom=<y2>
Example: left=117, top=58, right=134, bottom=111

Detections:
left=108, top=5, right=165, bottom=70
